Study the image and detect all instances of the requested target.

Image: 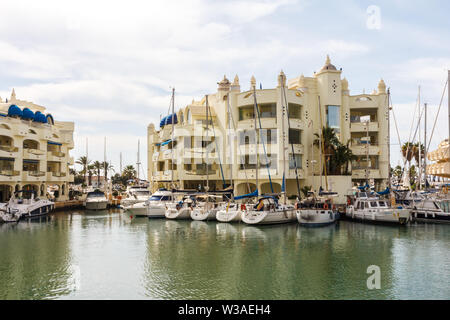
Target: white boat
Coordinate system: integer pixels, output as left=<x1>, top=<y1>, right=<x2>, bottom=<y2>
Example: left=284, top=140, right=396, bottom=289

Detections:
left=395, top=190, right=450, bottom=224
left=241, top=196, right=296, bottom=225
left=190, top=195, right=222, bottom=221
left=147, top=189, right=174, bottom=218
left=120, top=185, right=151, bottom=207
left=165, top=195, right=195, bottom=220
left=296, top=192, right=340, bottom=227
left=0, top=190, right=54, bottom=222
left=346, top=191, right=410, bottom=225
left=122, top=200, right=148, bottom=217
left=216, top=201, right=250, bottom=222
left=84, top=190, right=108, bottom=210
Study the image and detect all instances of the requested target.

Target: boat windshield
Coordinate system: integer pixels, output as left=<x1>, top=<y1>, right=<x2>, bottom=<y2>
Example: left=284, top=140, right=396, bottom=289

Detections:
left=378, top=201, right=387, bottom=207
left=149, top=195, right=172, bottom=201
left=370, top=201, right=378, bottom=207
left=134, top=191, right=150, bottom=196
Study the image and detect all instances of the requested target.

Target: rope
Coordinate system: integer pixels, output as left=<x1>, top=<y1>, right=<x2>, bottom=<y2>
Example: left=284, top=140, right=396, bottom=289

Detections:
left=427, top=79, right=448, bottom=154
left=207, top=100, right=226, bottom=189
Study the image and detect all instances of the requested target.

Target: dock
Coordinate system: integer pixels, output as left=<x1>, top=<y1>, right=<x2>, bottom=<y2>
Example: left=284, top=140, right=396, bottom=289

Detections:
left=54, top=200, right=84, bottom=211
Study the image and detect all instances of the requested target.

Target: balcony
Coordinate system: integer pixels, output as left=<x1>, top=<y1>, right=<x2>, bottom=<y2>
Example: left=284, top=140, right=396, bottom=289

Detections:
left=0, top=169, right=20, bottom=177
left=47, top=171, right=67, bottom=181
left=351, top=144, right=380, bottom=156
left=23, top=148, right=46, bottom=160
left=0, top=145, right=18, bottom=157
left=352, top=169, right=382, bottom=180
left=47, top=151, right=66, bottom=162
left=152, top=152, right=160, bottom=162
left=23, top=171, right=46, bottom=182
left=350, top=122, right=379, bottom=132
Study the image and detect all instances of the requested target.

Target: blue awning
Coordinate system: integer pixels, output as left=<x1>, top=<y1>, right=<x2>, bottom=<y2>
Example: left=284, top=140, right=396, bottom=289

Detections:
left=161, top=139, right=172, bottom=146
left=234, top=189, right=258, bottom=200
left=0, top=157, right=14, bottom=161
left=48, top=141, right=62, bottom=146
left=160, top=113, right=178, bottom=128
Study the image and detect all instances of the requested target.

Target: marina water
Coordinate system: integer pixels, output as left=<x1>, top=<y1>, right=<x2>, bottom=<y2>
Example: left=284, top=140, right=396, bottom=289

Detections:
left=0, top=209, right=449, bottom=300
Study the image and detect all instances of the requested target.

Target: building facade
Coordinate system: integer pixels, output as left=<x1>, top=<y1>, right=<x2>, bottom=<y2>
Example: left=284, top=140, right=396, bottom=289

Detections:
left=147, top=56, right=389, bottom=203
left=0, top=89, right=74, bottom=202
left=427, top=139, right=450, bottom=180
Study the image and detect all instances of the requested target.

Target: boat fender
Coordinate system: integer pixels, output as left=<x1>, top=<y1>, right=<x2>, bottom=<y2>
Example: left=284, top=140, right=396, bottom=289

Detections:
left=332, top=204, right=336, bottom=211
left=240, top=204, right=246, bottom=211
left=347, top=198, right=351, bottom=206
left=323, top=203, right=329, bottom=210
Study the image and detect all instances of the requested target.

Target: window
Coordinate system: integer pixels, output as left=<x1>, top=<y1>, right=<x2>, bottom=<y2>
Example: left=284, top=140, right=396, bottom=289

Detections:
left=239, top=130, right=255, bottom=145
left=260, top=154, right=277, bottom=169
left=289, top=154, right=302, bottom=169
left=239, top=154, right=257, bottom=169
left=326, top=105, right=340, bottom=133
left=239, top=106, right=254, bottom=121
left=288, top=129, right=301, bottom=144
left=184, top=137, right=192, bottom=148
left=370, top=201, right=378, bottom=207
left=378, top=201, right=387, bottom=207
left=288, top=103, right=301, bottom=119
left=258, top=103, right=276, bottom=118
left=186, top=110, right=191, bottom=123
left=260, top=129, right=277, bottom=145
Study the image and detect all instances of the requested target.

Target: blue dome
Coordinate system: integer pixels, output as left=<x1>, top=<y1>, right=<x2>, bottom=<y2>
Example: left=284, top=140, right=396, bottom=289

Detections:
left=33, top=111, right=47, bottom=123
left=22, top=108, right=35, bottom=120
left=8, top=105, right=22, bottom=117
left=46, top=114, right=54, bottom=125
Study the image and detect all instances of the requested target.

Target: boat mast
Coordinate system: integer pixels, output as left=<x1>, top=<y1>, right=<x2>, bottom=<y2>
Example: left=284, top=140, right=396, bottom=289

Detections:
left=365, top=119, right=370, bottom=186
left=424, top=102, right=427, bottom=190
left=137, top=139, right=140, bottom=182
left=418, top=86, right=422, bottom=190
left=205, top=95, right=209, bottom=192
left=252, top=87, right=259, bottom=195
left=171, top=87, right=175, bottom=189
left=227, top=93, right=234, bottom=200
left=281, top=81, right=287, bottom=204
left=387, top=89, right=392, bottom=192
left=318, top=96, right=328, bottom=191
left=104, top=136, right=107, bottom=190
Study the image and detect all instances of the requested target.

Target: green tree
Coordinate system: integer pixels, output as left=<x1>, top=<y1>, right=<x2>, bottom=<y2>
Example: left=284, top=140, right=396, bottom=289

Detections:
left=102, top=161, right=114, bottom=182
left=76, top=156, right=90, bottom=184
left=122, top=165, right=137, bottom=183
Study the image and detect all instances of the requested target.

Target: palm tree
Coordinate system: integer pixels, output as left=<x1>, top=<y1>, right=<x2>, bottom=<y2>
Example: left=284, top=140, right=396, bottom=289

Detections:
left=87, top=164, right=95, bottom=186
left=413, top=142, right=425, bottom=165
left=93, top=161, right=103, bottom=187
left=102, top=161, right=114, bottom=182
left=122, top=165, right=137, bottom=183
left=76, top=156, right=90, bottom=184
left=300, top=185, right=312, bottom=198
left=335, top=141, right=356, bottom=175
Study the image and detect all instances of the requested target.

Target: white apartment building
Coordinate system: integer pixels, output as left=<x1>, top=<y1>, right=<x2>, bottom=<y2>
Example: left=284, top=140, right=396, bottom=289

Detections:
left=0, top=89, right=74, bottom=202
left=147, top=56, right=389, bottom=203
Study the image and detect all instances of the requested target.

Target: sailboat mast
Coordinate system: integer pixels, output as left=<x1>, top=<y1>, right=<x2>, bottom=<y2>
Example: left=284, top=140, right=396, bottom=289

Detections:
left=281, top=87, right=287, bottom=204
left=424, top=102, right=427, bottom=190
left=318, top=96, right=328, bottom=190
left=387, top=89, right=392, bottom=192
left=205, top=95, right=209, bottom=192
left=418, top=86, right=422, bottom=190
left=227, top=93, right=234, bottom=199
left=253, top=87, right=259, bottom=195
left=171, top=87, right=175, bottom=188
left=137, top=139, right=140, bottom=181
left=448, top=70, right=450, bottom=148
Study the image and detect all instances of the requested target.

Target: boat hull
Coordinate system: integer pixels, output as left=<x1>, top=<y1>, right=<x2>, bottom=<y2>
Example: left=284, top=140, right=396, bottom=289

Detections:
left=241, top=209, right=296, bottom=225
left=85, top=201, right=108, bottom=210
left=216, top=209, right=242, bottom=222
left=296, top=209, right=339, bottom=227
left=123, top=204, right=148, bottom=217
left=346, top=208, right=410, bottom=225
left=411, top=210, right=450, bottom=224
left=165, top=207, right=192, bottom=220
left=190, top=208, right=218, bottom=221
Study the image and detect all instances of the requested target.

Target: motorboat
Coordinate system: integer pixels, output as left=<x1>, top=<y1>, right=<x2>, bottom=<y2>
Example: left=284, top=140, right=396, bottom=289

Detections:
left=84, top=190, right=108, bottom=210
left=190, top=194, right=222, bottom=221
left=120, top=185, right=151, bottom=207
left=346, top=191, right=410, bottom=225
left=394, top=190, right=450, bottom=224
left=146, top=189, right=174, bottom=218
left=296, top=191, right=340, bottom=227
left=241, top=196, right=296, bottom=225
left=0, top=190, right=54, bottom=222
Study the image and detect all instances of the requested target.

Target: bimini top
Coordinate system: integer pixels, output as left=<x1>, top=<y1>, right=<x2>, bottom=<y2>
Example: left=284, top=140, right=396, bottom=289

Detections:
left=7, top=105, right=22, bottom=117
left=33, top=111, right=48, bottom=123
left=22, top=108, right=35, bottom=120
left=160, top=113, right=178, bottom=128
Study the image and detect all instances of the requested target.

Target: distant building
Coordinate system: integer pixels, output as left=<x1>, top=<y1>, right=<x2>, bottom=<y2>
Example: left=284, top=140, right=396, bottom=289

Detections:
left=147, top=56, right=389, bottom=203
left=0, top=89, right=74, bottom=201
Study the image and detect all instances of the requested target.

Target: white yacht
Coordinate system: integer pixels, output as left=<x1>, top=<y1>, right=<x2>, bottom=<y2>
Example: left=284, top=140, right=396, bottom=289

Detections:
left=241, top=196, right=296, bottom=225
left=190, top=195, right=222, bottom=221
left=0, top=190, right=54, bottom=222
left=346, top=192, right=410, bottom=225
left=145, top=189, right=174, bottom=218
left=84, top=190, right=108, bottom=210
left=395, top=190, right=450, bottom=224
left=296, top=192, right=340, bottom=227
left=216, top=201, right=246, bottom=222
left=121, top=185, right=151, bottom=207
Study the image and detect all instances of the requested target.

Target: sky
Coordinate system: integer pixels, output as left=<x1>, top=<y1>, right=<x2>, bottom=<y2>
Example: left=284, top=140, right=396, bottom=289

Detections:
left=0, top=0, right=449, bottom=176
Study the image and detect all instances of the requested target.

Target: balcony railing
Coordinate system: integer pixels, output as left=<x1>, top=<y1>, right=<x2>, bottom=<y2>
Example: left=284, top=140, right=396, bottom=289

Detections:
left=50, top=171, right=67, bottom=177
left=28, top=171, right=46, bottom=177
left=50, top=151, right=66, bottom=157
left=24, top=148, right=45, bottom=155
left=0, top=169, right=20, bottom=176
left=0, top=145, right=18, bottom=152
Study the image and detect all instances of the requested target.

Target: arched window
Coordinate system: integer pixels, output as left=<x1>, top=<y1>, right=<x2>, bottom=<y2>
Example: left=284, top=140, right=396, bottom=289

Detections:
left=186, top=109, right=191, bottom=124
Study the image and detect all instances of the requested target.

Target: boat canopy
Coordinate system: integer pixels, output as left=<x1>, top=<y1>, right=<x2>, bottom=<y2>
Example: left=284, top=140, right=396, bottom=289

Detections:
left=160, top=113, right=178, bottom=128
left=160, top=139, right=172, bottom=146
left=357, top=183, right=370, bottom=191
left=234, top=189, right=258, bottom=200
left=376, top=187, right=390, bottom=195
